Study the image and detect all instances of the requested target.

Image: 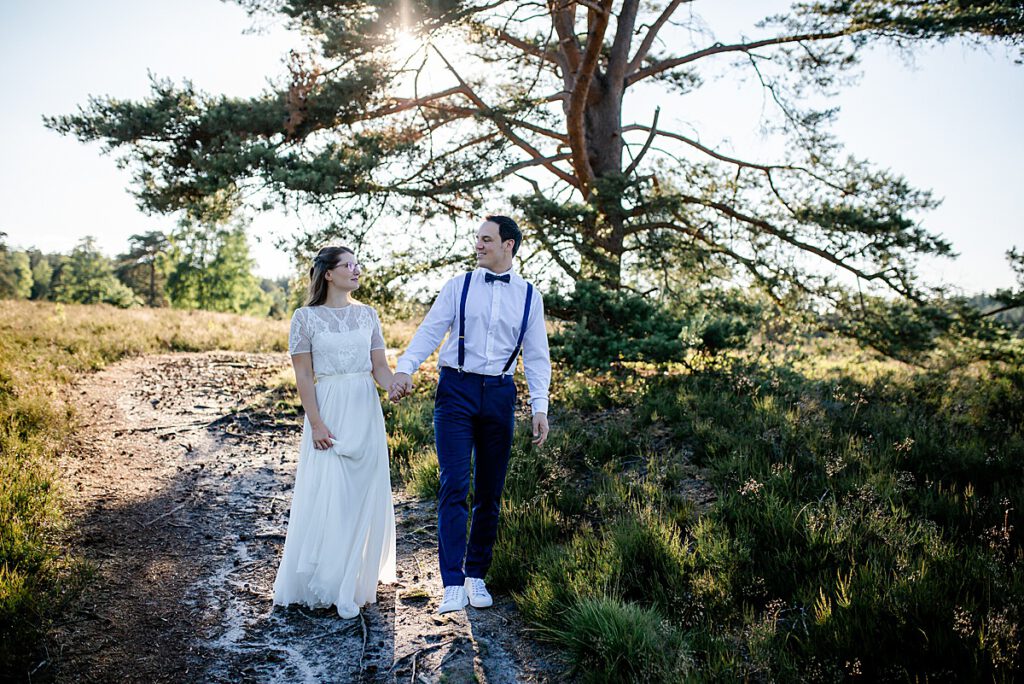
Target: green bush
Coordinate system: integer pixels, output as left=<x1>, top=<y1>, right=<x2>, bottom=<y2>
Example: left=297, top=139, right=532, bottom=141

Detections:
left=543, top=597, right=691, bottom=684
left=546, top=282, right=692, bottom=368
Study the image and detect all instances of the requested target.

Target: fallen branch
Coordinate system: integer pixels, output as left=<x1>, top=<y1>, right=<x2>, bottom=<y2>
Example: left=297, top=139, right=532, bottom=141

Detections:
left=114, top=421, right=210, bottom=435
left=390, top=637, right=468, bottom=673
left=143, top=502, right=186, bottom=526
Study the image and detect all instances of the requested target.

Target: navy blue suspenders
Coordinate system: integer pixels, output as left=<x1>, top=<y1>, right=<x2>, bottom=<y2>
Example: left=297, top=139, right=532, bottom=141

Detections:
left=503, top=283, right=533, bottom=373
left=455, top=272, right=533, bottom=374
left=457, top=272, right=473, bottom=371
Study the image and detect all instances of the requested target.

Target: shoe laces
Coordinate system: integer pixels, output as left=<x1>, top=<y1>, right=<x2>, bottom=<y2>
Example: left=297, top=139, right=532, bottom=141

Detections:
left=443, top=585, right=463, bottom=602
left=467, top=577, right=487, bottom=595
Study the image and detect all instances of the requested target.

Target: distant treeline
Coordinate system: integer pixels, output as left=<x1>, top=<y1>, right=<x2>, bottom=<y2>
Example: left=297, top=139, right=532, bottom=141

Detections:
left=0, top=225, right=294, bottom=318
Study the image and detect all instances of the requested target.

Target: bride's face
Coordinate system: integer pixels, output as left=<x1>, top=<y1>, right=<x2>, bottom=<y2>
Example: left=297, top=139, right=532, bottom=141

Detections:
left=326, top=256, right=362, bottom=292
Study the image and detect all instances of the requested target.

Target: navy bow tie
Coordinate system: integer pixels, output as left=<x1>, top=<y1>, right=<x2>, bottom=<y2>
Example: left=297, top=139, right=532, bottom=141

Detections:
left=485, top=272, right=511, bottom=284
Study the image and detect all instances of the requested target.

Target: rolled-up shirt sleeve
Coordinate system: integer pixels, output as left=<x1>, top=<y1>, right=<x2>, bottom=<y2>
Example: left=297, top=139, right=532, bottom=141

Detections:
left=522, top=289, right=551, bottom=415
left=395, top=277, right=458, bottom=376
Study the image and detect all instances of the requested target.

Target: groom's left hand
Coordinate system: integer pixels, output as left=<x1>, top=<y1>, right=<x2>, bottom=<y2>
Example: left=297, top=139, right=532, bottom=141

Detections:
left=532, top=413, right=549, bottom=447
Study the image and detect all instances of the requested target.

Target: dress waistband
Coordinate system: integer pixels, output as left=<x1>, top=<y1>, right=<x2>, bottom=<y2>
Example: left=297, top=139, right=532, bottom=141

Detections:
left=315, top=371, right=373, bottom=384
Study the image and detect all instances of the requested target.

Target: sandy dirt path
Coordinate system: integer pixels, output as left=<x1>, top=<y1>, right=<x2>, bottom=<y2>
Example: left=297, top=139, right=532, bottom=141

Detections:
left=48, top=351, right=565, bottom=683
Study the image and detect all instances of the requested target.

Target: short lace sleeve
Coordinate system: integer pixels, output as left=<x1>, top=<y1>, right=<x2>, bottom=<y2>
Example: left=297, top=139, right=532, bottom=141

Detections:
left=370, top=307, right=386, bottom=352
left=289, top=308, right=312, bottom=355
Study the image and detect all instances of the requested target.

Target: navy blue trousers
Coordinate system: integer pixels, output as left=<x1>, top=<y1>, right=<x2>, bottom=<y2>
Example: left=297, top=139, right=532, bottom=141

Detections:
left=433, top=367, right=516, bottom=587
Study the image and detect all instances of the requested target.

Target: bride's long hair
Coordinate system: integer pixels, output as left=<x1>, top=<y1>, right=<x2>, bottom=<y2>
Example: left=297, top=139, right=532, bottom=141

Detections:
left=304, top=246, right=355, bottom=307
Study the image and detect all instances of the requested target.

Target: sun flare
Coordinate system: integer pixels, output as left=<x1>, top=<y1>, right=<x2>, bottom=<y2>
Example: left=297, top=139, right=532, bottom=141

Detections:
left=388, top=26, right=470, bottom=91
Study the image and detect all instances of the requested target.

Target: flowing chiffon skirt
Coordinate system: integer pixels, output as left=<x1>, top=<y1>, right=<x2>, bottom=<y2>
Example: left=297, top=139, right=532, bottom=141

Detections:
left=272, top=372, right=397, bottom=618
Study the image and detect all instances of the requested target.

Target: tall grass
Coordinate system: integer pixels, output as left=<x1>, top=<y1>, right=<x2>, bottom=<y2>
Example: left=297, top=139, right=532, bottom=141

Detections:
left=388, top=336, right=1023, bottom=681
left=0, top=299, right=287, bottom=675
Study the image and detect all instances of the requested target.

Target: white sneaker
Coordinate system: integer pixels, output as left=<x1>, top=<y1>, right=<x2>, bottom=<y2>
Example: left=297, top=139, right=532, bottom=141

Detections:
left=437, top=585, right=468, bottom=614
left=464, top=577, right=493, bottom=608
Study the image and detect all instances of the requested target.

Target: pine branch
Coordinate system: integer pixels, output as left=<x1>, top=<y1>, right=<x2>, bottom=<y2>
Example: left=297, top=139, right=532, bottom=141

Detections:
left=622, top=108, right=659, bottom=177
left=676, top=193, right=918, bottom=299
left=626, top=29, right=851, bottom=86
left=431, top=44, right=580, bottom=188
left=620, top=123, right=850, bottom=193
left=493, top=28, right=561, bottom=66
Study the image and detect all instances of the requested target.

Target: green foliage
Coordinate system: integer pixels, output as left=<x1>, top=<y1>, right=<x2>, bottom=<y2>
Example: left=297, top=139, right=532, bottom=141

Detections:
left=29, top=253, right=53, bottom=301
left=52, top=237, right=138, bottom=307
left=260, top=277, right=292, bottom=319
left=116, top=231, right=171, bottom=307
left=829, top=295, right=953, bottom=362
left=645, top=354, right=1023, bottom=680
left=542, top=597, right=691, bottom=684
left=165, top=222, right=272, bottom=316
left=547, top=282, right=687, bottom=368
left=547, top=281, right=755, bottom=369
left=0, top=249, right=33, bottom=299
left=679, top=312, right=752, bottom=358
left=1, top=229, right=290, bottom=322
left=799, top=0, right=1024, bottom=47
left=0, top=300, right=287, bottom=676
left=829, top=287, right=1024, bottom=366
left=50, top=0, right=1023, bottom=317
left=986, top=247, right=1024, bottom=323
left=405, top=448, right=440, bottom=499
left=488, top=498, right=562, bottom=590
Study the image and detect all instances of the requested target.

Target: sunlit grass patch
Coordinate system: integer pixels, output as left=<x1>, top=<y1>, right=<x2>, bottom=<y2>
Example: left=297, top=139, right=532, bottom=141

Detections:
left=488, top=499, right=563, bottom=591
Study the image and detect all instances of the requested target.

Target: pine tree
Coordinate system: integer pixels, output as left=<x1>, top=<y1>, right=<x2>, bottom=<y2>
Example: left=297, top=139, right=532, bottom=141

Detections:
left=166, top=222, right=272, bottom=315
left=53, top=237, right=139, bottom=307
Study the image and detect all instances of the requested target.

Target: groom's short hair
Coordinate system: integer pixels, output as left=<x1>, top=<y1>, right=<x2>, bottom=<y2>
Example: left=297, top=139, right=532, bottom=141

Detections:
left=486, top=215, right=522, bottom=256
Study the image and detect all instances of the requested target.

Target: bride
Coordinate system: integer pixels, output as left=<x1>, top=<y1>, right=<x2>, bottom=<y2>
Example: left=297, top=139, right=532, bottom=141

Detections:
left=273, top=246, right=397, bottom=619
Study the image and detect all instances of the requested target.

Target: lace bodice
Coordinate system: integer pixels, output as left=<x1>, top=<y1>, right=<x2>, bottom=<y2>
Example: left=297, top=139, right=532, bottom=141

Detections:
left=289, top=304, right=385, bottom=377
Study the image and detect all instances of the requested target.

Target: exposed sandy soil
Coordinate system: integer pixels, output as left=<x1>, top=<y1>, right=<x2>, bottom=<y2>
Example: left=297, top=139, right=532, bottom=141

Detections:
left=43, top=351, right=567, bottom=683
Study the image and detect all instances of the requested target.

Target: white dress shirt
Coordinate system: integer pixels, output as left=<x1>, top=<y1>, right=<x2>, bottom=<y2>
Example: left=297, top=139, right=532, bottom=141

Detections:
left=396, top=267, right=552, bottom=415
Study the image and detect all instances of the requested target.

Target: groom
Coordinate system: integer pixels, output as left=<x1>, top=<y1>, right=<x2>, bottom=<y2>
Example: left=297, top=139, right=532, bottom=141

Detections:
left=389, top=215, right=551, bottom=614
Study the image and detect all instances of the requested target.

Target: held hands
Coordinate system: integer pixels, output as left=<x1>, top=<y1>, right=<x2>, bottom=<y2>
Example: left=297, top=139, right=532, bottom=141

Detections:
left=388, top=372, right=413, bottom=403
left=311, top=422, right=336, bottom=451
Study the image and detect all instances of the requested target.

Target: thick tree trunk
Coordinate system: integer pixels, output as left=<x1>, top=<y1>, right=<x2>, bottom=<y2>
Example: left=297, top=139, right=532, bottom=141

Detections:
left=580, top=74, right=626, bottom=287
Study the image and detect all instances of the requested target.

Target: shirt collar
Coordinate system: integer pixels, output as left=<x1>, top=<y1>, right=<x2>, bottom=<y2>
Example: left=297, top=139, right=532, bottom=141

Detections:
left=477, top=266, right=516, bottom=279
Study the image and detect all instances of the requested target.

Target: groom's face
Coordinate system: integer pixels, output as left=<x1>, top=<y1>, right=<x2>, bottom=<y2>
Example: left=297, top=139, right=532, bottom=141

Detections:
left=475, top=221, right=512, bottom=271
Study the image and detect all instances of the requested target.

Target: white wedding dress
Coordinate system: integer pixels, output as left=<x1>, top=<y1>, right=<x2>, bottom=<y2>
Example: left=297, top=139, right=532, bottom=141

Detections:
left=273, top=303, right=397, bottom=618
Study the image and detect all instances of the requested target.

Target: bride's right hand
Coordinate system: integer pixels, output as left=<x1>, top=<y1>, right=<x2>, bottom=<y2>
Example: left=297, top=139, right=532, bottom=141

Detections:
left=311, top=422, right=335, bottom=450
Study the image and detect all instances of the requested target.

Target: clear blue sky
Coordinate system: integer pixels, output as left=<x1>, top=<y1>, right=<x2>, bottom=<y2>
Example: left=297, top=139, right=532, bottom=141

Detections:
left=1, top=0, right=1021, bottom=294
